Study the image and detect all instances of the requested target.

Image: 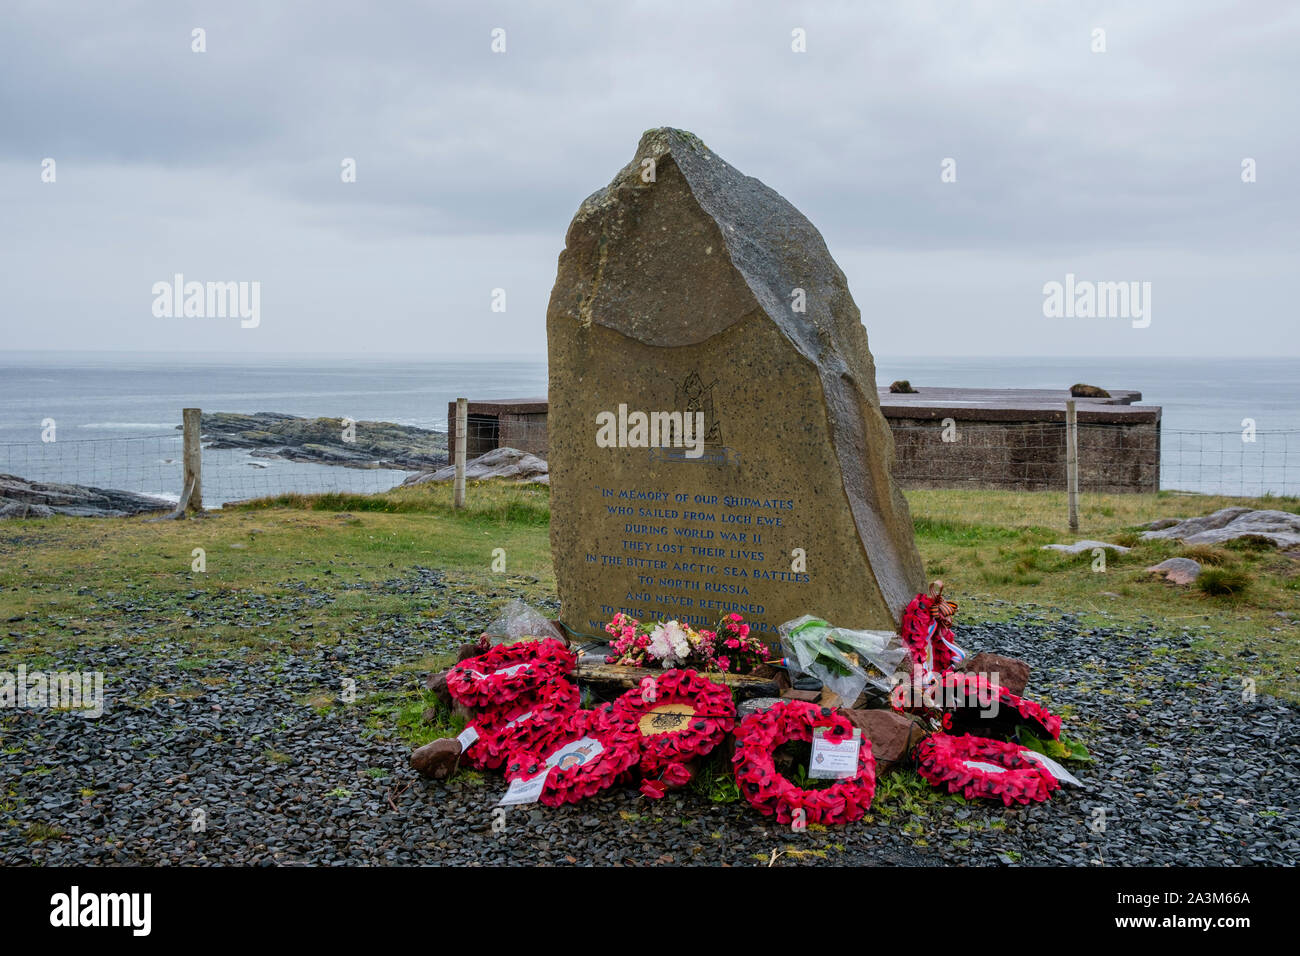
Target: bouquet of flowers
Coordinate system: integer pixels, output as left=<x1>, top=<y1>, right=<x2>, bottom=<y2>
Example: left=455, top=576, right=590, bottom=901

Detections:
left=603, top=612, right=767, bottom=674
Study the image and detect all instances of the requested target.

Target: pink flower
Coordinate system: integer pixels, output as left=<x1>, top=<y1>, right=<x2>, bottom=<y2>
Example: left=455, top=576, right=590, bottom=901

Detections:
left=717, top=656, right=731, bottom=671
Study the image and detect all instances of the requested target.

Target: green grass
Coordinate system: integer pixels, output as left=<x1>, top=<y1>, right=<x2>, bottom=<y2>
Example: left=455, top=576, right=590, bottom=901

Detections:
left=1197, top=566, right=1252, bottom=598
left=0, top=481, right=1297, bottom=706
left=905, top=488, right=1300, bottom=700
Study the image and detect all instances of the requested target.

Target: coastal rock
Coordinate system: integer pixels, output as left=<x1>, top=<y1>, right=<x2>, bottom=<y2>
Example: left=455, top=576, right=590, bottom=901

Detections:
left=0, top=474, right=170, bottom=518
left=197, top=411, right=446, bottom=470
left=546, top=128, right=925, bottom=637
left=1141, top=508, right=1300, bottom=549
left=0, top=501, right=54, bottom=519
left=1146, top=557, right=1202, bottom=585
left=401, top=447, right=549, bottom=486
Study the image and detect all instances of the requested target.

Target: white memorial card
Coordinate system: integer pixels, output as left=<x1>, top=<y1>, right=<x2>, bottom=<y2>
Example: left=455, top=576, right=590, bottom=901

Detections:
left=1021, top=750, right=1083, bottom=786
left=498, top=769, right=550, bottom=806
left=544, top=736, right=605, bottom=772
left=809, top=727, right=861, bottom=780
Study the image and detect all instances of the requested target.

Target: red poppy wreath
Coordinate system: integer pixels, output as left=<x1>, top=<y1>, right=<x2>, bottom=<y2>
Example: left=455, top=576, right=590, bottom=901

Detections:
left=463, top=677, right=581, bottom=771
left=610, top=669, right=735, bottom=797
left=731, top=700, right=876, bottom=825
left=915, top=733, right=1060, bottom=806
left=892, top=671, right=1062, bottom=741
left=446, top=637, right=576, bottom=710
left=502, top=705, right=643, bottom=807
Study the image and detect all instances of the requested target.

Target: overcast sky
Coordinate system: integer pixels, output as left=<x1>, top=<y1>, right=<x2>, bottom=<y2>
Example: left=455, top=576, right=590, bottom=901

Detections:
left=2, top=0, right=1296, bottom=359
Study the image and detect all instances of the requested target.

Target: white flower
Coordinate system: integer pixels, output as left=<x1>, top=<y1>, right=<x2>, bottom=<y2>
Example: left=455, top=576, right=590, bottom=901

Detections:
left=647, top=624, right=674, bottom=663
left=665, top=621, right=692, bottom=660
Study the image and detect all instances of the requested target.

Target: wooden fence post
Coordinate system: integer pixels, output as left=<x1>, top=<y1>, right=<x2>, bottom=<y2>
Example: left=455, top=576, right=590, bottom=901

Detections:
left=1065, top=400, right=1079, bottom=533
left=182, top=407, right=203, bottom=513
left=454, top=398, right=467, bottom=510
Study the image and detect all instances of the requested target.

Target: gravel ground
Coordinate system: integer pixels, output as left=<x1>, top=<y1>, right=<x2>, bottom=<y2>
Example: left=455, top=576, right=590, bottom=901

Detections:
left=2, top=574, right=1296, bottom=866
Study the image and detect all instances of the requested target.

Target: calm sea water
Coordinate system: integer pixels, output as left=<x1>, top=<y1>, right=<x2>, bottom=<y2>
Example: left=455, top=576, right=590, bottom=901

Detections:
left=1, top=352, right=1296, bottom=502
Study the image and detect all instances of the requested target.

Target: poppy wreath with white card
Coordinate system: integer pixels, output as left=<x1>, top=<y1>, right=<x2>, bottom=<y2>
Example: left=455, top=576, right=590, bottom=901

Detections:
left=609, top=669, right=735, bottom=797
left=915, top=733, right=1060, bottom=806
left=731, top=700, right=876, bottom=826
left=464, top=678, right=582, bottom=771
left=445, top=637, right=576, bottom=710
left=502, top=705, right=643, bottom=807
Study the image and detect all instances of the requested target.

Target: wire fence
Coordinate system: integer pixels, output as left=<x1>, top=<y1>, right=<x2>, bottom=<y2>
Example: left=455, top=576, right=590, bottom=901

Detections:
left=890, top=420, right=1296, bottom=497
left=1, top=417, right=1296, bottom=511
left=0, top=431, right=416, bottom=509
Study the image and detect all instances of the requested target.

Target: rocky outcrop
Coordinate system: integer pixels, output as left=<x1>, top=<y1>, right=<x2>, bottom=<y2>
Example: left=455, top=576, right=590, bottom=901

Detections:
left=0, top=474, right=171, bottom=518
left=196, top=412, right=447, bottom=470
left=1141, top=508, right=1300, bottom=549
left=401, top=447, right=549, bottom=485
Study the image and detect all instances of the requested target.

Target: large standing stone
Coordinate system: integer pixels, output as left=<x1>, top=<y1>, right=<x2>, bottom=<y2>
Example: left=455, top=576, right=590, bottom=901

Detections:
left=547, top=128, right=924, bottom=641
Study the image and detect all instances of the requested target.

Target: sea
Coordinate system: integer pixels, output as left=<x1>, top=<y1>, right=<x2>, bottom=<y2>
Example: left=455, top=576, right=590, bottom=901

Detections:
left=2, top=352, right=1297, bottom=504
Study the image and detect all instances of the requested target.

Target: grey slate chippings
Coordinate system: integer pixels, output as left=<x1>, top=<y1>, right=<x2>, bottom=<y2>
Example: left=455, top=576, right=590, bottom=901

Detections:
left=1, top=582, right=1295, bottom=866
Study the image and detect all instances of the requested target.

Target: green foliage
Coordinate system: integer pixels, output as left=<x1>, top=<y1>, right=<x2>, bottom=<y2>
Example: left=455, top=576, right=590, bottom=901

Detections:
left=688, top=750, right=740, bottom=804
left=1197, top=566, right=1252, bottom=598
left=1018, top=727, right=1093, bottom=763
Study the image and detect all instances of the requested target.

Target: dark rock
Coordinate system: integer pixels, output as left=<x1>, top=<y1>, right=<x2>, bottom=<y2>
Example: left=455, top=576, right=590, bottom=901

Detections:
left=780, top=688, right=821, bottom=703
left=196, top=411, right=446, bottom=470
left=455, top=636, right=490, bottom=662
left=411, top=738, right=462, bottom=779
left=1069, top=384, right=1111, bottom=398
left=839, top=709, right=925, bottom=772
left=424, top=669, right=452, bottom=705
left=889, top=380, right=917, bottom=394
left=0, top=474, right=170, bottom=519
left=959, top=652, right=1032, bottom=696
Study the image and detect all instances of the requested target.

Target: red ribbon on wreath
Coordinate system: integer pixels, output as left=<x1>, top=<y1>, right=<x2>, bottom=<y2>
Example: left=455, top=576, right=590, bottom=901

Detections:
left=731, top=700, right=876, bottom=826
left=891, top=670, right=1062, bottom=741
left=463, top=678, right=581, bottom=770
left=915, top=733, right=1059, bottom=806
left=901, top=584, right=965, bottom=680
left=502, top=705, right=643, bottom=807
left=446, top=637, right=576, bottom=710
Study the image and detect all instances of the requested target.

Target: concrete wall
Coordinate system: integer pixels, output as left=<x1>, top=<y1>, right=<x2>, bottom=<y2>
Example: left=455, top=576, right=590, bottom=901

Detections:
left=885, top=408, right=1161, bottom=493
left=447, top=392, right=1162, bottom=493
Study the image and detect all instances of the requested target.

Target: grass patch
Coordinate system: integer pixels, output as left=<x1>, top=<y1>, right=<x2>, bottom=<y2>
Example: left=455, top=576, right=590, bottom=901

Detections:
left=24, top=822, right=66, bottom=842
left=1197, top=567, right=1252, bottom=599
